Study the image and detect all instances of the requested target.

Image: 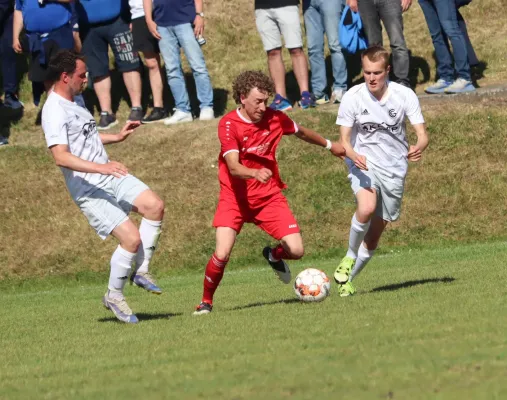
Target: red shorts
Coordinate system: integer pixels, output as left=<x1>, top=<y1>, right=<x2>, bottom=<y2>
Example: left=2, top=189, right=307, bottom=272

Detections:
left=212, top=192, right=300, bottom=240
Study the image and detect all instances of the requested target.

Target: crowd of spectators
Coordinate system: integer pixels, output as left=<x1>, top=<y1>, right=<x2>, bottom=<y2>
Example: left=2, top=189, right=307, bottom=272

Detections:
left=0, top=0, right=480, bottom=146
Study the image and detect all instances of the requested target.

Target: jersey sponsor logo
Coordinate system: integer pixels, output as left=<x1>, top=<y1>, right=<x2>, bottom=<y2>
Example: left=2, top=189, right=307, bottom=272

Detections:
left=361, top=121, right=400, bottom=134
left=362, top=109, right=369, bottom=115
left=82, top=119, right=97, bottom=139
left=246, top=141, right=271, bottom=154
left=389, top=109, right=397, bottom=118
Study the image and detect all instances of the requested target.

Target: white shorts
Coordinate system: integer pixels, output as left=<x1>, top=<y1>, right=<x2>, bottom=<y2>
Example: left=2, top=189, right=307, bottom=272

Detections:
left=255, top=6, right=303, bottom=51
left=348, top=165, right=405, bottom=222
left=75, top=174, right=149, bottom=239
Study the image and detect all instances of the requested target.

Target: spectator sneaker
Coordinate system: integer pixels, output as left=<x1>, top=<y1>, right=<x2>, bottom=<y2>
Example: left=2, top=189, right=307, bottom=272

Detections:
left=102, top=292, right=139, bottom=324
left=199, top=106, right=215, bottom=121
left=164, top=109, right=193, bottom=125
left=193, top=301, right=213, bottom=315
left=330, top=88, right=345, bottom=104
left=142, top=107, right=168, bottom=124
left=97, top=112, right=118, bottom=130
left=0, top=136, right=8, bottom=146
left=130, top=271, right=162, bottom=294
left=444, top=78, right=476, bottom=94
left=298, top=91, right=316, bottom=109
left=315, top=94, right=329, bottom=105
left=262, top=246, right=291, bottom=284
left=424, top=79, right=452, bottom=94
left=269, top=94, right=293, bottom=112
left=3, top=93, right=23, bottom=110
left=127, top=107, right=144, bottom=123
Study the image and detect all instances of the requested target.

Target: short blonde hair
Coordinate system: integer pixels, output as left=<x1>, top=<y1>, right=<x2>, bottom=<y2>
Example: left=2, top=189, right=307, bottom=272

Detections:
left=361, top=45, right=390, bottom=69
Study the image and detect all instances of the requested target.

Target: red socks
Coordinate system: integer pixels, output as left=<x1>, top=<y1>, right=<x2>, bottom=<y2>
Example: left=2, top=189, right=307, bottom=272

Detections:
left=202, top=254, right=228, bottom=305
left=271, top=244, right=295, bottom=260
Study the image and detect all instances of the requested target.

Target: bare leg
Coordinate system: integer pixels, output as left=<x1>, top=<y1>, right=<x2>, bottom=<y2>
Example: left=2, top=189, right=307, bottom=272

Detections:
left=144, top=52, right=164, bottom=108
left=289, top=47, right=310, bottom=93
left=123, top=70, right=142, bottom=108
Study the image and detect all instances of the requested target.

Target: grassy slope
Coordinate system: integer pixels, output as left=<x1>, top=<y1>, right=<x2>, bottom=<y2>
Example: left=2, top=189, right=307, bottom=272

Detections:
left=1, top=242, right=507, bottom=399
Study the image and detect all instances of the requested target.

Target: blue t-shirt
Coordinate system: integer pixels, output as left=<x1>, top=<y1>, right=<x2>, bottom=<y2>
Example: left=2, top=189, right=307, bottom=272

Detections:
left=15, top=0, right=72, bottom=33
left=77, top=0, right=121, bottom=25
left=153, top=0, right=196, bottom=27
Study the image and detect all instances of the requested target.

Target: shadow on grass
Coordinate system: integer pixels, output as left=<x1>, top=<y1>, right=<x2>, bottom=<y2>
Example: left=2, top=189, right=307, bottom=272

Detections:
left=228, top=298, right=300, bottom=311
left=98, top=312, right=183, bottom=323
left=370, top=277, right=455, bottom=293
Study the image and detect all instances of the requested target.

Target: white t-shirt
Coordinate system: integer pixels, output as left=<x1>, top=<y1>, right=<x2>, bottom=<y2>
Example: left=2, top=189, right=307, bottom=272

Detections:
left=129, top=0, right=145, bottom=19
left=336, top=82, right=425, bottom=179
left=42, top=92, right=113, bottom=201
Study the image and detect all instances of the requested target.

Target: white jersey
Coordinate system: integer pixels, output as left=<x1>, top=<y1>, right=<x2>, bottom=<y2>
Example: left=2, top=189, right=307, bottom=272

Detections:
left=336, top=82, right=425, bottom=179
left=42, top=92, right=113, bottom=201
left=129, top=0, right=145, bottom=19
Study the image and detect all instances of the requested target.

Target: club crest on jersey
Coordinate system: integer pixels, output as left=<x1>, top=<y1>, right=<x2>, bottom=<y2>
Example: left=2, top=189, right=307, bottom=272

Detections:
left=82, top=120, right=97, bottom=139
left=389, top=109, right=397, bottom=118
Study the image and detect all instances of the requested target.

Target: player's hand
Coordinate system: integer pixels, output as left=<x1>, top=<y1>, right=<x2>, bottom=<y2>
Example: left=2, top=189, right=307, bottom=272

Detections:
left=13, top=39, right=22, bottom=54
left=147, top=20, right=161, bottom=40
left=401, top=0, right=412, bottom=12
left=354, top=154, right=368, bottom=170
left=347, top=0, right=359, bottom=12
left=193, top=15, right=204, bottom=37
left=99, top=161, right=128, bottom=178
left=330, top=142, right=346, bottom=159
left=407, top=145, right=422, bottom=162
left=253, top=168, right=273, bottom=183
left=119, top=121, right=141, bottom=141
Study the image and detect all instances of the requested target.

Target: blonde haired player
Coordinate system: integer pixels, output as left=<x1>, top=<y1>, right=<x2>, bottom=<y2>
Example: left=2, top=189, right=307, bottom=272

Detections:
left=334, top=45, right=429, bottom=296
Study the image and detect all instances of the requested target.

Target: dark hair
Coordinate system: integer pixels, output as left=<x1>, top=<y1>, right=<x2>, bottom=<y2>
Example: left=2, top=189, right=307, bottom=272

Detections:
left=47, top=50, right=85, bottom=83
left=361, top=45, right=390, bottom=69
left=232, top=71, right=275, bottom=104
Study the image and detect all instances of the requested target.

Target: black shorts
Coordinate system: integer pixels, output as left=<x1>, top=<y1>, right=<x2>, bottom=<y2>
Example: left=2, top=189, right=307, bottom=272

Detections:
left=81, top=17, right=140, bottom=79
left=132, top=17, right=159, bottom=54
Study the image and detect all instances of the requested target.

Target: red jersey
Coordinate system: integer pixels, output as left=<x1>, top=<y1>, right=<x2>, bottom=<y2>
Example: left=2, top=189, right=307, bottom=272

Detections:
left=217, top=108, right=298, bottom=205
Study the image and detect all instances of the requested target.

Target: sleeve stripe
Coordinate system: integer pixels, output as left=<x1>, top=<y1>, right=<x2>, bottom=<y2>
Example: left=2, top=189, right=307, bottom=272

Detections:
left=223, top=149, right=240, bottom=158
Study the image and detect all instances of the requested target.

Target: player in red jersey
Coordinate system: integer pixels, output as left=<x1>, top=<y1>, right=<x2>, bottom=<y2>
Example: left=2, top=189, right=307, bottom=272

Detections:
left=194, top=71, right=345, bottom=315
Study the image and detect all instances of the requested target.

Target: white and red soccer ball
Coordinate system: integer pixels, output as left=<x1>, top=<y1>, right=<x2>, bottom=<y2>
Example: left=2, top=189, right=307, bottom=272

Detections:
left=293, top=268, right=331, bottom=302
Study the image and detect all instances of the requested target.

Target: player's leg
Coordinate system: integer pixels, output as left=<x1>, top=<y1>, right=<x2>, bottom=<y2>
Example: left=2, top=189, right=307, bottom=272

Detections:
left=194, top=227, right=238, bottom=315
left=334, top=187, right=377, bottom=284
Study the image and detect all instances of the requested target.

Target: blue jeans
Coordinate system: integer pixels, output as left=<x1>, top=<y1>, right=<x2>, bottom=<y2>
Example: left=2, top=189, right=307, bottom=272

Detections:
left=303, top=0, right=347, bottom=98
left=157, top=23, right=213, bottom=113
left=0, top=9, right=17, bottom=95
left=418, top=0, right=470, bottom=81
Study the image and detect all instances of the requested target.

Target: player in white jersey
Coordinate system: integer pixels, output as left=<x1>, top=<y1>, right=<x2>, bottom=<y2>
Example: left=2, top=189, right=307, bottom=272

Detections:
left=42, top=50, right=165, bottom=324
left=333, top=45, right=429, bottom=296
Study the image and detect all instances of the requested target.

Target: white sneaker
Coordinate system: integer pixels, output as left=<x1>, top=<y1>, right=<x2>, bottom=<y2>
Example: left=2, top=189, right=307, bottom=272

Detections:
left=199, top=107, right=214, bottom=121
left=330, top=89, right=345, bottom=104
left=164, top=110, right=193, bottom=125
left=444, top=78, right=476, bottom=94
left=0, top=137, right=8, bottom=146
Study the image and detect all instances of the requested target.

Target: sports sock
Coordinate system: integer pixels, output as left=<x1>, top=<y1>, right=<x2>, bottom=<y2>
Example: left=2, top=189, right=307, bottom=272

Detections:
left=108, top=245, right=136, bottom=298
left=270, top=244, right=299, bottom=261
left=202, top=254, right=228, bottom=304
left=134, top=218, right=162, bottom=274
left=350, top=243, right=375, bottom=281
left=345, top=213, right=371, bottom=259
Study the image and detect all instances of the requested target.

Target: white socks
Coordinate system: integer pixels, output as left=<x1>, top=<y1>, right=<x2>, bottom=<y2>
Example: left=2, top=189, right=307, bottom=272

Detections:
left=346, top=213, right=371, bottom=259
left=134, top=218, right=162, bottom=274
left=108, top=245, right=136, bottom=299
left=350, top=243, right=375, bottom=281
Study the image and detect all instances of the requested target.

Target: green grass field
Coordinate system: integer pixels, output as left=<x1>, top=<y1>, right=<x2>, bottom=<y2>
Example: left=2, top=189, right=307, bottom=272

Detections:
left=2, top=241, right=507, bottom=399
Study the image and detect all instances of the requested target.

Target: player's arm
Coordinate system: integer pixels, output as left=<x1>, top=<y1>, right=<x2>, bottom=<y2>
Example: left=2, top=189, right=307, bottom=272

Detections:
left=99, top=121, right=141, bottom=145
left=49, top=144, right=128, bottom=178
left=407, top=123, right=429, bottom=162
left=224, top=152, right=272, bottom=183
left=294, top=125, right=345, bottom=159
left=340, top=125, right=368, bottom=170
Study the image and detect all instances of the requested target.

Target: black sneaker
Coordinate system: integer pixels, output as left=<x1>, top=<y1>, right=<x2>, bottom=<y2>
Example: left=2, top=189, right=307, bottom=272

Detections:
left=142, top=107, right=168, bottom=124
left=193, top=302, right=212, bottom=315
left=262, top=247, right=291, bottom=284
left=97, top=112, right=118, bottom=130
left=127, top=107, right=144, bottom=123
left=4, top=93, right=23, bottom=110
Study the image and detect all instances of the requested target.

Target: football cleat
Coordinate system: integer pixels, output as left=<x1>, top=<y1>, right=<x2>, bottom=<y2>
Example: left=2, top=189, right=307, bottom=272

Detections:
left=193, top=302, right=213, bottom=315
left=102, top=293, right=139, bottom=324
left=263, top=247, right=291, bottom=284
left=338, top=281, right=356, bottom=297
left=333, top=256, right=355, bottom=284
left=130, top=271, right=162, bottom=294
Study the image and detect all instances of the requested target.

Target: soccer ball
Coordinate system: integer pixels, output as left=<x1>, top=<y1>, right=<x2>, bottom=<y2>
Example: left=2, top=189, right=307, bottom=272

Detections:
left=293, top=268, right=331, bottom=302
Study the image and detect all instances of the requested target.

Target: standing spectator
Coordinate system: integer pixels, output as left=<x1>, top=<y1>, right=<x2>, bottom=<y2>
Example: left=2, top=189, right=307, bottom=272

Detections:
left=419, top=0, right=475, bottom=94
left=347, top=0, right=411, bottom=88
left=255, top=0, right=315, bottom=111
left=13, top=0, right=76, bottom=93
left=77, top=0, right=144, bottom=129
left=0, top=0, right=22, bottom=110
left=129, top=0, right=168, bottom=123
left=143, top=0, right=214, bottom=125
left=303, top=0, right=348, bottom=105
